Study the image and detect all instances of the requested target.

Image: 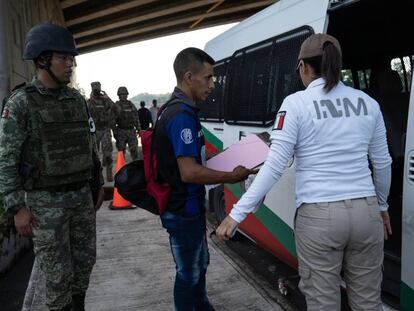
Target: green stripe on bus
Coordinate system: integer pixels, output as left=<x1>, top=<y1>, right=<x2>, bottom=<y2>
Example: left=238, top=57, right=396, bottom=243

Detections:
left=226, top=183, right=297, bottom=258
left=202, top=126, right=223, bottom=151
left=401, top=281, right=414, bottom=311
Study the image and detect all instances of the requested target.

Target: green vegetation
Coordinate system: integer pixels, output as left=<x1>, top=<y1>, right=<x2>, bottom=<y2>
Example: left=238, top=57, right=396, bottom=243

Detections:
left=130, top=92, right=171, bottom=108
left=341, top=69, right=354, bottom=87
left=391, top=57, right=412, bottom=92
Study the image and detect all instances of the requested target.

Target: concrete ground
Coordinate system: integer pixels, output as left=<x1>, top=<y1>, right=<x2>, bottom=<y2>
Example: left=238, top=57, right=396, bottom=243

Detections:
left=22, top=201, right=283, bottom=311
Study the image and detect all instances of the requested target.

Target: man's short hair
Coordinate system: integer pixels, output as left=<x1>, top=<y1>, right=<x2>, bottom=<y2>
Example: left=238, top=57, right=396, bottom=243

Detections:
left=140, top=101, right=146, bottom=107
left=173, top=47, right=215, bottom=82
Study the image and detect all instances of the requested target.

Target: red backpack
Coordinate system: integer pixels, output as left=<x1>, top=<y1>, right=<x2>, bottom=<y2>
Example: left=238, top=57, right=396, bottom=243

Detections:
left=115, top=98, right=181, bottom=215
left=139, top=129, right=171, bottom=215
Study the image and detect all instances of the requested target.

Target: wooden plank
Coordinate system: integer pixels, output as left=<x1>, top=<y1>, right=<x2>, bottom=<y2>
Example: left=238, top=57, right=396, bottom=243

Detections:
left=65, top=0, right=159, bottom=26
left=69, top=0, right=219, bottom=38
left=76, top=1, right=275, bottom=48
left=60, top=0, right=88, bottom=10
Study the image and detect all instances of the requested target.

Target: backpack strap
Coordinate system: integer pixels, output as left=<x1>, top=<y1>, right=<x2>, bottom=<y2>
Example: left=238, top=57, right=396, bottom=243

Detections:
left=156, top=96, right=198, bottom=126
left=151, top=96, right=198, bottom=182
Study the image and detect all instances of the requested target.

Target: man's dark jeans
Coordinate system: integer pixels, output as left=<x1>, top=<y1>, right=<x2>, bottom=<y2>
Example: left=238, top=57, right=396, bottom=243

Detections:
left=161, top=211, right=211, bottom=311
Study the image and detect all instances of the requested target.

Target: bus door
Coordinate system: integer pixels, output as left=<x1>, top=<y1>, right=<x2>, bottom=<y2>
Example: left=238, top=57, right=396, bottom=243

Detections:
left=401, top=74, right=414, bottom=310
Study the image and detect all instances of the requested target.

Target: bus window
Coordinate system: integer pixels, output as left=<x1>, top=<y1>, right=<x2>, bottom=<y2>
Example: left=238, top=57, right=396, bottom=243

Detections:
left=225, top=26, right=313, bottom=126
left=357, top=69, right=370, bottom=90
left=225, top=41, right=274, bottom=125
left=198, top=58, right=229, bottom=121
left=390, top=56, right=414, bottom=93
left=395, top=56, right=413, bottom=92
left=391, top=58, right=406, bottom=92
left=341, top=69, right=354, bottom=87
left=403, top=56, right=412, bottom=90
left=269, top=29, right=311, bottom=118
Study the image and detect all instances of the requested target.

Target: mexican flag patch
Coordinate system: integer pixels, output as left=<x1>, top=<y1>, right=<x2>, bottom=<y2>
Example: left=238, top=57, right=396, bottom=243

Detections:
left=273, top=111, right=286, bottom=130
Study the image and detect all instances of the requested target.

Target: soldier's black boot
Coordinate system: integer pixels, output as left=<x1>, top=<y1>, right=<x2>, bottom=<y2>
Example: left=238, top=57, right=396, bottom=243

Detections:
left=71, top=293, right=86, bottom=311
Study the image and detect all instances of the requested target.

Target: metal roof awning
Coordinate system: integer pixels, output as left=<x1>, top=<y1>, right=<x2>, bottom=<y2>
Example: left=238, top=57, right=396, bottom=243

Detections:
left=60, top=0, right=277, bottom=54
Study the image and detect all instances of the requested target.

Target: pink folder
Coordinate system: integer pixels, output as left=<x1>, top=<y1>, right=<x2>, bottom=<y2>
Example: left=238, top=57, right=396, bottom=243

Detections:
left=206, top=134, right=270, bottom=172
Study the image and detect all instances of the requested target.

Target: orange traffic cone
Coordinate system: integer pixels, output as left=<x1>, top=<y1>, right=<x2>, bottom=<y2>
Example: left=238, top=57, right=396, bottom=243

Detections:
left=109, top=151, right=134, bottom=210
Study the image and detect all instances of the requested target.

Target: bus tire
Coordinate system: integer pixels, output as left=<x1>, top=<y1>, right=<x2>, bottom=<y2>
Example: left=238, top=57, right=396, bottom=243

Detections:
left=212, top=185, right=225, bottom=223
left=212, top=185, right=241, bottom=241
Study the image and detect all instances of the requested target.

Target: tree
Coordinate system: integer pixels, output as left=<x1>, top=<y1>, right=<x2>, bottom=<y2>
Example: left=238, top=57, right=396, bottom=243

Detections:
left=130, top=92, right=172, bottom=108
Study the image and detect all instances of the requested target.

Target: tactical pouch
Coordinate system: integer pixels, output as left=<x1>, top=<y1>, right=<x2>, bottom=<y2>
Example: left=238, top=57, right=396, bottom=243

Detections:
left=19, top=161, right=36, bottom=190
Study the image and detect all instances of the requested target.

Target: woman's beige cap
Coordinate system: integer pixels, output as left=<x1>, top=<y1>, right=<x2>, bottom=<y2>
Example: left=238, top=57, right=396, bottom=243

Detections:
left=298, top=33, right=342, bottom=60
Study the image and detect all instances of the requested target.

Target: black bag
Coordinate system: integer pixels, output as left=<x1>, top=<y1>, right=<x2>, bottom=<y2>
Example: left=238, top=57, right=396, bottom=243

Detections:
left=114, top=160, right=159, bottom=214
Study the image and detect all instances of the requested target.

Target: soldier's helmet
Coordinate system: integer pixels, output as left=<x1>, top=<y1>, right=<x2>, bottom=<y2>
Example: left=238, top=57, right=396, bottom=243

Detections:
left=23, top=23, right=78, bottom=60
left=91, top=81, right=101, bottom=90
left=117, top=87, right=129, bottom=95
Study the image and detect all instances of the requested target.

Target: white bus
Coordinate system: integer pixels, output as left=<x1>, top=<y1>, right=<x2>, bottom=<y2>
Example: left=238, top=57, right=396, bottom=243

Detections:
left=200, top=0, right=413, bottom=309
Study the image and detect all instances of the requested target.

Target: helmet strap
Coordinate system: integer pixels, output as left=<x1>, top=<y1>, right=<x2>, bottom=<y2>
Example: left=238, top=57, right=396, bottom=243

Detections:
left=45, top=67, right=65, bottom=86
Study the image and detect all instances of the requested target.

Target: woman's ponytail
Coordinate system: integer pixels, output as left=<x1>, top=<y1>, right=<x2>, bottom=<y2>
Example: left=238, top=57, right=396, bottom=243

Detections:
left=321, top=42, right=342, bottom=92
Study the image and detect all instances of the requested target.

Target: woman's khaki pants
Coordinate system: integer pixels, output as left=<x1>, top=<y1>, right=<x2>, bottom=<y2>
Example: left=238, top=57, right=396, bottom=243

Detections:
left=295, top=197, right=384, bottom=311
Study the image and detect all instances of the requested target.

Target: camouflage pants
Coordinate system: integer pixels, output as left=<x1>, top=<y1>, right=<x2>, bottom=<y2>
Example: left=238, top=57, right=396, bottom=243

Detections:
left=114, top=128, right=139, bottom=160
left=29, top=185, right=96, bottom=310
left=96, top=128, right=113, bottom=167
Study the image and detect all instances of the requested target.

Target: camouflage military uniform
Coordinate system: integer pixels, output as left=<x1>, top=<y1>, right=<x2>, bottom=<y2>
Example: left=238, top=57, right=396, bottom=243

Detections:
left=0, top=78, right=101, bottom=310
left=87, top=94, right=114, bottom=167
left=113, top=99, right=140, bottom=160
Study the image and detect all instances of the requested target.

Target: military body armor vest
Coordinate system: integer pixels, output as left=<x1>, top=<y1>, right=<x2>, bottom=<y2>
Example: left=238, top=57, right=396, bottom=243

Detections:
left=89, top=97, right=111, bottom=128
left=116, top=100, right=137, bottom=129
left=22, top=86, right=93, bottom=190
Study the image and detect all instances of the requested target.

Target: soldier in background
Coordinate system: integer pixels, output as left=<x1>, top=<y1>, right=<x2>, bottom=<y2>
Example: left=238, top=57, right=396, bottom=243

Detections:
left=113, top=87, right=140, bottom=160
left=138, top=100, right=152, bottom=130
left=87, top=81, right=115, bottom=182
left=0, top=23, right=104, bottom=311
left=149, top=98, right=159, bottom=125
